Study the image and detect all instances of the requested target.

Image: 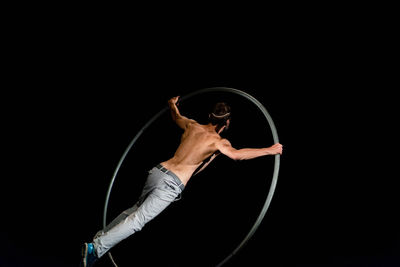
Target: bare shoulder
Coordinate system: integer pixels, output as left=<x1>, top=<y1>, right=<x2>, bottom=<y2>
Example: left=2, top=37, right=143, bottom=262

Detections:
left=190, top=119, right=201, bottom=126
left=215, top=137, right=231, bottom=147
left=184, top=118, right=200, bottom=129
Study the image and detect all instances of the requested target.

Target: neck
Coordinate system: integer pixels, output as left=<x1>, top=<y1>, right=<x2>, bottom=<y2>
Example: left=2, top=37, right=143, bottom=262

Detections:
left=206, top=123, right=217, bottom=130
left=207, top=123, right=224, bottom=134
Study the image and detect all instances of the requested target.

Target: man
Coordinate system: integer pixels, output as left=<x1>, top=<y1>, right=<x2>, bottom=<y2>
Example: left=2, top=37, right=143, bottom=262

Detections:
left=81, top=96, right=282, bottom=266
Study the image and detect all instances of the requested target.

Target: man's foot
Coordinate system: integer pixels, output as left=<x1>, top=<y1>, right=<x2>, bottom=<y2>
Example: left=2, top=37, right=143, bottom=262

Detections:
left=81, top=243, right=98, bottom=267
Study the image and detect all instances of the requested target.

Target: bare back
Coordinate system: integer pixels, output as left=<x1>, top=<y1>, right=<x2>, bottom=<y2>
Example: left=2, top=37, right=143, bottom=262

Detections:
left=160, top=121, right=221, bottom=185
left=161, top=96, right=282, bottom=185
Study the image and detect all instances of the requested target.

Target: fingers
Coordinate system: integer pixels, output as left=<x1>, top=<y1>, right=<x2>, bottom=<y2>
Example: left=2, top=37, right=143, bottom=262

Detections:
left=168, top=96, right=180, bottom=105
left=275, top=143, right=283, bottom=155
left=172, top=96, right=180, bottom=104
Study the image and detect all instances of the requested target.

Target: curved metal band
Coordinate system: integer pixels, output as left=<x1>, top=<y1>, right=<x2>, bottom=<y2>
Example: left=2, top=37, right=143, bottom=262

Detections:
left=103, top=87, right=280, bottom=267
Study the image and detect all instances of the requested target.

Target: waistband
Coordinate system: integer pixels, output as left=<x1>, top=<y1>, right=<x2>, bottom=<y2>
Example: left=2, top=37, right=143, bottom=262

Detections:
left=156, top=164, right=185, bottom=191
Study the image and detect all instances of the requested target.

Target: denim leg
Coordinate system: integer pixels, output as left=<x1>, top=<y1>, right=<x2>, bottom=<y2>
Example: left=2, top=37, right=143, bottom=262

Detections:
left=92, top=177, right=180, bottom=258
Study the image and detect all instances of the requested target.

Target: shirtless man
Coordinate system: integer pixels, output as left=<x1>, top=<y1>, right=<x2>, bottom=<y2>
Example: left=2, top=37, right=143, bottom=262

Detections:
left=81, top=96, right=282, bottom=267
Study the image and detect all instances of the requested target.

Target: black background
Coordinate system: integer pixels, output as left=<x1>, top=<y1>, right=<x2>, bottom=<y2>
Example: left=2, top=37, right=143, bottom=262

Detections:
left=2, top=17, right=398, bottom=267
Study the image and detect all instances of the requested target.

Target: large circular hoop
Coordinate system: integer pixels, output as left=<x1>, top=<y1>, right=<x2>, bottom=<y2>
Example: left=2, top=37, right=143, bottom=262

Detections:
left=103, top=87, right=280, bottom=266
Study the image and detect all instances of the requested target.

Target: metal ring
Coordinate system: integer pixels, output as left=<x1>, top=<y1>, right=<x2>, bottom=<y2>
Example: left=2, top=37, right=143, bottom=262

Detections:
left=103, top=87, right=280, bottom=266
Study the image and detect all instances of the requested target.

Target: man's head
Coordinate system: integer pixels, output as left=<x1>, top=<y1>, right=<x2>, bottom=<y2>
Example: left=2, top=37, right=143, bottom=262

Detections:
left=208, top=102, right=231, bottom=132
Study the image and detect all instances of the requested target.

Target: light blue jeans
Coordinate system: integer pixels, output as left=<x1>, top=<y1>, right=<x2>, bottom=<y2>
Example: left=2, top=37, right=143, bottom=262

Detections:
left=93, top=165, right=185, bottom=258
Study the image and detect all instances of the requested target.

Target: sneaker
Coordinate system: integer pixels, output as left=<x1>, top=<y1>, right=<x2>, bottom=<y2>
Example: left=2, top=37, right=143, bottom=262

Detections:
left=81, top=242, right=98, bottom=267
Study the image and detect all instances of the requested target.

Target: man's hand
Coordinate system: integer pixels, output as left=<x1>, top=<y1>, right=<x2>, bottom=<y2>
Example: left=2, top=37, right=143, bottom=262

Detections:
left=267, top=143, right=283, bottom=155
left=168, top=96, right=180, bottom=107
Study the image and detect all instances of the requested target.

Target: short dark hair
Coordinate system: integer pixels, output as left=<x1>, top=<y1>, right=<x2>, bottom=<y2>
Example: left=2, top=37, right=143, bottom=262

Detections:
left=209, top=102, right=231, bottom=130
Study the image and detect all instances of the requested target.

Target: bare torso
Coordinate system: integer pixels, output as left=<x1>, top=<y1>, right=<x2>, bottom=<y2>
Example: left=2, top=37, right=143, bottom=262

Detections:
left=160, top=121, right=221, bottom=185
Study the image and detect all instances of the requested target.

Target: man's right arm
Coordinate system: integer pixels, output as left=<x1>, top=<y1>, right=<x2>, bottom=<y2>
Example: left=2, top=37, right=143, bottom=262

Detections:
left=168, top=96, right=195, bottom=130
left=216, top=139, right=282, bottom=161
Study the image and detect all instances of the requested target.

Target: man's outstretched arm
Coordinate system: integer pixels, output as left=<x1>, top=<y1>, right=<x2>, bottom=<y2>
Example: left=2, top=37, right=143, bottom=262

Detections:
left=216, top=139, right=282, bottom=161
left=168, top=96, right=195, bottom=130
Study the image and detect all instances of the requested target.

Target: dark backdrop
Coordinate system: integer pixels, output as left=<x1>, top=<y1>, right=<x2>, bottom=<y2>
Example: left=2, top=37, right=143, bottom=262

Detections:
left=2, top=29, right=398, bottom=267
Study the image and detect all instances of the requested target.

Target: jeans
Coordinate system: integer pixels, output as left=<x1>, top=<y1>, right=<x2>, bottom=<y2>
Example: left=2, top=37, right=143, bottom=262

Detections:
left=93, top=165, right=185, bottom=258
